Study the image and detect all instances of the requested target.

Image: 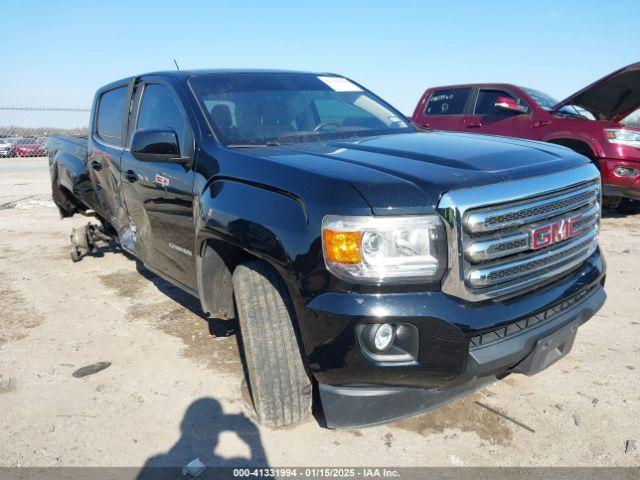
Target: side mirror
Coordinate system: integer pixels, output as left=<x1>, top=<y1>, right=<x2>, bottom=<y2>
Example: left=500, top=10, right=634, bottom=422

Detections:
left=494, top=97, right=527, bottom=114
left=131, top=128, right=188, bottom=164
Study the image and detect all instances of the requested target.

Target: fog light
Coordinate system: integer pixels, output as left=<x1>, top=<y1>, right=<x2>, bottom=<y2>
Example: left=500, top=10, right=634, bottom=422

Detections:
left=614, top=166, right=639, bottom=177
left=374, top=323, right=395, bottom=351
left=357, top=322, right=419, bottom=364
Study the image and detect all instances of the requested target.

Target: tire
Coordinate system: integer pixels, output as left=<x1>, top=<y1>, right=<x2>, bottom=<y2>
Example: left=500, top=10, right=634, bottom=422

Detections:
left=232, top=260, right=312, bottom=427
left=602, top=195, right=622, bottom=210
left=616, top=198, right=640, bottom=215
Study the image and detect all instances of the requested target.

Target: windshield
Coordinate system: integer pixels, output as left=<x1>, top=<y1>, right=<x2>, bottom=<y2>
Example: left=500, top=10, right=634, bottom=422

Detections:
left=521, top=87, right=558, bottom=110
left=190, top=73, right=412, bottom=146
left=622, top=108, right=640, bottom=127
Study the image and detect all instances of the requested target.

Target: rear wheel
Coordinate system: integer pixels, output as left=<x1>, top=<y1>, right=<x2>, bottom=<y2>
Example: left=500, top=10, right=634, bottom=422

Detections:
left=232, top=260, right=312, bottom=427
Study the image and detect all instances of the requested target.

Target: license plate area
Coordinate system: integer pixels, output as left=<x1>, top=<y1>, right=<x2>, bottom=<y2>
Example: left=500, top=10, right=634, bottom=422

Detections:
left=513, top=321, right=579, bottom=376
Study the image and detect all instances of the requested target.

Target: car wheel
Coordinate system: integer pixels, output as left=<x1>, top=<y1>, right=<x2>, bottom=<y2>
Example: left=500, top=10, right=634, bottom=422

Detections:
left=602, top=196, right=622, bottom=210
left=232, top=260, right=312, bottom=428
left=616, top=198, right=640, bottom=215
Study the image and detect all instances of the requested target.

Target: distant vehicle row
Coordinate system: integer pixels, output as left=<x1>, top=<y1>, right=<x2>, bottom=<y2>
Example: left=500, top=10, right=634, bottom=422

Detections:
left=0, top=136, right=47, bottom=157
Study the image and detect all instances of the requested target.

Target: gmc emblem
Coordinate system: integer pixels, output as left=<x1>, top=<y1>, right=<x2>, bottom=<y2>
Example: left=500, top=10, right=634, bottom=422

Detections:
left=530, top=214, right=582, bottom=249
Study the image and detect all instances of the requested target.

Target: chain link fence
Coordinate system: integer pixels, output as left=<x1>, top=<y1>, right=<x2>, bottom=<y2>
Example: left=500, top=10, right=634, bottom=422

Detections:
left=0, top=106, right=90, bottom=207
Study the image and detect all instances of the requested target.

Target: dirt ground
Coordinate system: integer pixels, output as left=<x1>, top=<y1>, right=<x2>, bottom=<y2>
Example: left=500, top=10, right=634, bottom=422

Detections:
left=0, top=203, right=639, bottom=468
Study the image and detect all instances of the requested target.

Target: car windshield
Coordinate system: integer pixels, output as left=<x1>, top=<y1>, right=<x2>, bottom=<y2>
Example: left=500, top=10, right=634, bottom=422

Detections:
left=521, top=87, right=558, bottom=110
left=190, top=73, right=412, bottom=147
left=17, top=139, right=36, bottom=144
left=622, top=108, right=640, bottom=127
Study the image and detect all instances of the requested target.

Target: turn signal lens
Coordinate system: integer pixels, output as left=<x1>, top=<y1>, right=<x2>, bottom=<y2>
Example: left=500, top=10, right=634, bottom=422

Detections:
left=323, top=230, right=362, bottom=264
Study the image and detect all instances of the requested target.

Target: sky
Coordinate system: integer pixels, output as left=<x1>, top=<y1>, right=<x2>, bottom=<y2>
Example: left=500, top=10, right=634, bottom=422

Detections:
left=0, top=0, right=638, bottom=119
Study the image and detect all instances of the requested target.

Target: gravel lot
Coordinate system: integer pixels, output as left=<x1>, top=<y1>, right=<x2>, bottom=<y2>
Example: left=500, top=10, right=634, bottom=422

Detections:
left=0, top=156, right=50, bottom=206
left=0, top=158, right=639, bottom=468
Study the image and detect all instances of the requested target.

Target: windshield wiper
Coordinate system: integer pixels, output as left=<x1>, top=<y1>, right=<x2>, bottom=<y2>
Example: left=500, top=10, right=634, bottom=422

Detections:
left=228, top=141, right=281, bottom=148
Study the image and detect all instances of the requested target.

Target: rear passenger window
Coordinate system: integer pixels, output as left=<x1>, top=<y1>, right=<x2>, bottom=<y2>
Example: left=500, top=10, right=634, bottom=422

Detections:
left=425, top=88, right=470, bottom=115
left=475, top=90, right=529, bottom=115
left=96, top=86, right=127, bottom=146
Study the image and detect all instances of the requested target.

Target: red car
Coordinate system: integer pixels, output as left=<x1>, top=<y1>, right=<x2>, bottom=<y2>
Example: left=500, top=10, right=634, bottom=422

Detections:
left=412, top=62, right=640, bottom=213
left=14, top=138, right=46, bottom=157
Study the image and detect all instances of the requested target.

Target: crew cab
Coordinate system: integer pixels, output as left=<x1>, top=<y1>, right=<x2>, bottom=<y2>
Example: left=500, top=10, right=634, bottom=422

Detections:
left=47, top=70, right=606, bottom=428
left=412, top=62, right=640, bottom=213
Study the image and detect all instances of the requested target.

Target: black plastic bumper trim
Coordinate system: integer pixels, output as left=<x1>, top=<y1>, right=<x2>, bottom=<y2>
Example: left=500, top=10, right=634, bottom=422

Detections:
left=319, top=376, right=495, bottom=429
left=318, top=284, right=605, bottom=429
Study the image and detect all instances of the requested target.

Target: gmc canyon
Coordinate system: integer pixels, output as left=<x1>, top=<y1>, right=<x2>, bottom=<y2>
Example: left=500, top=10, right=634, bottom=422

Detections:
left=47, top=70, right=606, bottom=428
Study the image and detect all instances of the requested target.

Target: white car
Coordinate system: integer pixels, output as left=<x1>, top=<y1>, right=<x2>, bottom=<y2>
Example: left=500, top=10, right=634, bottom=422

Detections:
left=0, top=138, right=14, bottom=157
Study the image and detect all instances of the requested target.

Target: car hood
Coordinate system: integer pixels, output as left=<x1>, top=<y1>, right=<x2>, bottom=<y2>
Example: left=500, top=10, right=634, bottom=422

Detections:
left=249, top=131, right=589, bottom=214
left=553, top=62, right=640, bottom=122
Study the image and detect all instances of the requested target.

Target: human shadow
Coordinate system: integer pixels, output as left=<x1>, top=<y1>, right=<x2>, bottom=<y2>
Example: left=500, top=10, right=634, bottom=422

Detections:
left=137, top=397, right=268, bottom=479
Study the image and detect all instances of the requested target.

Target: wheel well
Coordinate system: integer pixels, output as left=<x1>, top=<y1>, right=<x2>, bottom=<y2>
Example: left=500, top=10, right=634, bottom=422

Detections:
left=197, top=239, right=254, bottom=319
left=51, top=182, right=81, bottom=217
left=548, top=139, right=596, bottom=161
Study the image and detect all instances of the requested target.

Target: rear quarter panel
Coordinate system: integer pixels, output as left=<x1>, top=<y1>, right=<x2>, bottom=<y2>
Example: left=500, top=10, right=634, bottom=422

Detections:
left=47, top=137, right=96, bottom=209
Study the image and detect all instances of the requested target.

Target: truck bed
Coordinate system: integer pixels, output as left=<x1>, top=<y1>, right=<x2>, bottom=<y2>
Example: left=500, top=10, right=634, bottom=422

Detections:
left=48, top=134, right=88, bottom=151
left=46, top=135, right=91, bottom=217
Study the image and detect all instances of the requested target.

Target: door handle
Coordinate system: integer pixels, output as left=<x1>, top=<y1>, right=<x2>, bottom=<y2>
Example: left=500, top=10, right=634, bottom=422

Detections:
left=124, top=170, right=138, bottom=183
left=90, top=160, right=102, bottom=171
left=465, top=122, right=482, bottom=128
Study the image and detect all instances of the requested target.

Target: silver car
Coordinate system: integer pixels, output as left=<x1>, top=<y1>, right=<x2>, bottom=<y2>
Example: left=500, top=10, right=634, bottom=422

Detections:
left=0, top=137, right=14, bottom=157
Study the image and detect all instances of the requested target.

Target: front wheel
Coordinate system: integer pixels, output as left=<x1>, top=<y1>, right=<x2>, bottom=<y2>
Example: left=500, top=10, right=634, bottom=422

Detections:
left=232, top=260, right=312, bottom=428
left=616, top=198, right=640, bottom=215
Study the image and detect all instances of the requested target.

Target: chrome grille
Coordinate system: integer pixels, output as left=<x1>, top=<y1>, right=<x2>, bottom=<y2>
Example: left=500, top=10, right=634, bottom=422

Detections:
left=465, top=184, right=597, bottom=233
left=468, top=230, right=597, bottom=286
left=438, top=164, right=601, bottom=301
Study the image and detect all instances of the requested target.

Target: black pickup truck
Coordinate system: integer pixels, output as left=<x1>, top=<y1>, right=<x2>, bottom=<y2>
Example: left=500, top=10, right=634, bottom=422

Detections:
left=47, top=70, right=606, bottom=429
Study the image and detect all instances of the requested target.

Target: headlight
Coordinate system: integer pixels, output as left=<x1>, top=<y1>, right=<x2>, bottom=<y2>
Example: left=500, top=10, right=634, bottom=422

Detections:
left=605, top=128, right=640, bottom=147
left=322, top=215, right=447, bottom=284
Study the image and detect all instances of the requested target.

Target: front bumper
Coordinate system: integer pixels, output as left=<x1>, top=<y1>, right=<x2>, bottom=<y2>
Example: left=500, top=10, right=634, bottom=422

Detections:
left=600, top=158, right=640, bottom=200
left=300, top=250, right=605, bottom=428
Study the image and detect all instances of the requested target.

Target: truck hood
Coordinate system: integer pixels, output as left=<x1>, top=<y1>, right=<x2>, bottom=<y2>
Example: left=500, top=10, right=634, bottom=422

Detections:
left=553, top=62, right=640, bottom=122
left=250, top=131, right=589, bottom=214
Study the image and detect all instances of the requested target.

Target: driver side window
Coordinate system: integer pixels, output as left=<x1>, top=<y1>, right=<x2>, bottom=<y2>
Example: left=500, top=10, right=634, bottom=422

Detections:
left=475, top=90, right=529, bottom=115
left=136, top=84, right=192, bottom=156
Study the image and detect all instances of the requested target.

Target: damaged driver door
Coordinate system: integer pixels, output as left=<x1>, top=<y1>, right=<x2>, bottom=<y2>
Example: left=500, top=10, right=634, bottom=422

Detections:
left=120, top=80, right=197, bottom=291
